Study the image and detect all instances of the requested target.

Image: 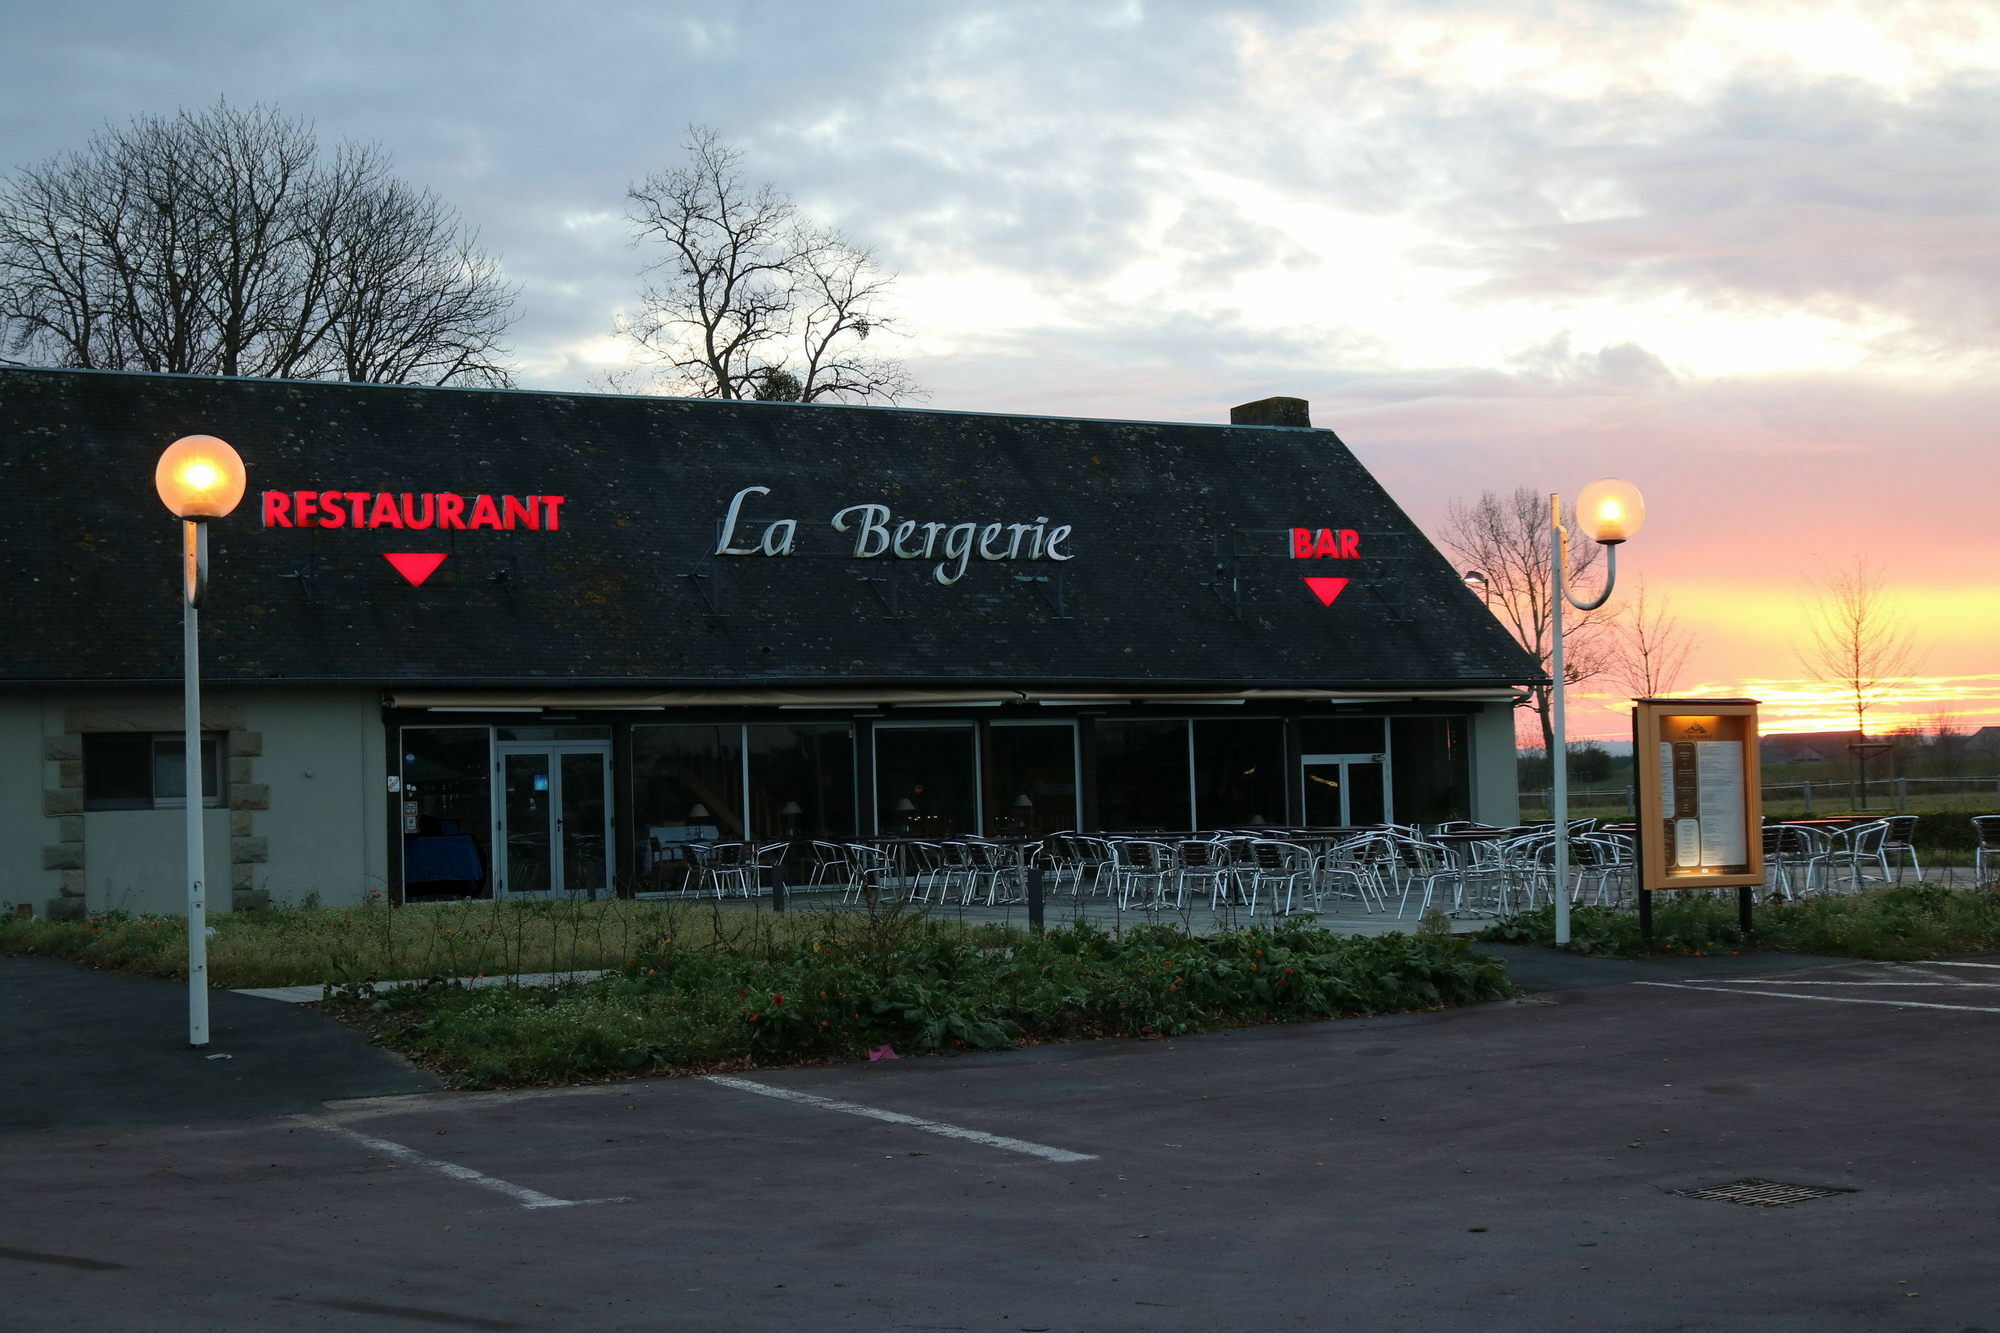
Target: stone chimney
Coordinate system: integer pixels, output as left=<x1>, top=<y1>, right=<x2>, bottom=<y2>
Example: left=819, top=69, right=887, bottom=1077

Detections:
left=1229, top=396, right=1311, bottom=428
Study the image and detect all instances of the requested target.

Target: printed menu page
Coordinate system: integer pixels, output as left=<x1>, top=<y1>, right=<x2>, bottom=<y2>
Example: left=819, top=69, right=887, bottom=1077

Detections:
left=1660, top=732, right=1749, bottom=873
left=1695, top=740, right=1746, bottom=867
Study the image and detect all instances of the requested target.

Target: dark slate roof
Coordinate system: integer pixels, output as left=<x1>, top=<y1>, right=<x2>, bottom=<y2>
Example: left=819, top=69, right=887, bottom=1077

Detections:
left=0, top=368, right=1540, bottom=691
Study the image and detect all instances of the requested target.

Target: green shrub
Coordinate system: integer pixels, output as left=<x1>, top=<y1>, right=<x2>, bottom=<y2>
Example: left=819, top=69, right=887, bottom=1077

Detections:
left=331, top=916, right=1516, bottom=1088
left=1481, top=884, right=2000, bottom=961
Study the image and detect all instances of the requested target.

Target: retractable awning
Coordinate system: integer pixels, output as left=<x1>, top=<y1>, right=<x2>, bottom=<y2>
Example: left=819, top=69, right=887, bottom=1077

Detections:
left=388, top=686, right=1525, bottom=710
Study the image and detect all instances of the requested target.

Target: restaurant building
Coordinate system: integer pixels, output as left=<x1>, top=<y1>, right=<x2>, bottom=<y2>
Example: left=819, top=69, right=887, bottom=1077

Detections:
left=0, top=368, right=1539, bottom=918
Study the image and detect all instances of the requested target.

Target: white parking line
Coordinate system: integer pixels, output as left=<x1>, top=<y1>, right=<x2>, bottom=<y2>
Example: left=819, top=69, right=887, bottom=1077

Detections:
left=703, top=1075, right=1098, bottom=1163
left=299, top=1118, right=630, bottom=1209
left=1634, top=981, right=2000, bottom=1014
left=1701, top=979, right=2000, bottom=988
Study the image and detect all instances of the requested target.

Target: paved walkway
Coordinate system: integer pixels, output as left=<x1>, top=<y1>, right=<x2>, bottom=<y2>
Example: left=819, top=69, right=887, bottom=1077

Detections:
left=0, top=955, right=439, bottom=1132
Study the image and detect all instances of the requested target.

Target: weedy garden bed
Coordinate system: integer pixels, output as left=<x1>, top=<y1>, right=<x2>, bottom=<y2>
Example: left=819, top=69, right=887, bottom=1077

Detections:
left=0, top=896, right=823, bottom=989
left=319, top=913, right=1514, bottom=1089
left=1480, top=883, right=2000, bottom=961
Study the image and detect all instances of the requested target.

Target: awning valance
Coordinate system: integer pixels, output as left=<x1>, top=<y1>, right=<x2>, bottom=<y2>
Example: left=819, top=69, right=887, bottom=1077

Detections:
left=388, top=686, right=1524, bottom=710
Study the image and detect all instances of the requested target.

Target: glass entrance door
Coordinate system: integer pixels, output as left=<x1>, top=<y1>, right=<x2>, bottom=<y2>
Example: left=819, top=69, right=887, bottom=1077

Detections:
left=1301, top=753, right=1388, bottom=826
left=495, top=743, right=613, bottom=897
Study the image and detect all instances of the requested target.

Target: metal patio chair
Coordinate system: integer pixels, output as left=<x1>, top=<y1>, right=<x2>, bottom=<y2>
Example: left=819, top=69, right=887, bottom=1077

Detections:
left=1244, top=839, right=1315, bottom=916
left=1111, top=839, right=1179, bottom=910
left=1822, top=820, right=1891, bottom=894
left=1975, top=816, right=2000, bottom=888
left=1879, top=815, right=1922, bottom=883
left=839, top=843, right=895, bottom=904
left=1175, top=840, right=1234, bottom=911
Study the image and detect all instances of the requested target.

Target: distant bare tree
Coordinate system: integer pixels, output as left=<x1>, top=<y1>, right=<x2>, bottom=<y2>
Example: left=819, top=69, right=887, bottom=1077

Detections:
left=1438, top=487, right=1613, bottom=757
left=0, top=102, right=515, bottom=385
left=1797, top=557, right=1924, bottom=741
left=613, top=126, right=921, bottom=404
left=1607, top=577, right=1695, bottom=701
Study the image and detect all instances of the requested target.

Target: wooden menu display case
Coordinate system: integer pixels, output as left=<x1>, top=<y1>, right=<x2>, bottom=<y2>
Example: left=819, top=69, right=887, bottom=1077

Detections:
left=1631, top=699, right=1764, bottom=894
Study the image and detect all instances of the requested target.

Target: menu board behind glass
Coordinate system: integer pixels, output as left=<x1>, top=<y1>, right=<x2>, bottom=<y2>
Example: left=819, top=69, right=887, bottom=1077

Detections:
left=1633, top=700, right=1763, bottom=892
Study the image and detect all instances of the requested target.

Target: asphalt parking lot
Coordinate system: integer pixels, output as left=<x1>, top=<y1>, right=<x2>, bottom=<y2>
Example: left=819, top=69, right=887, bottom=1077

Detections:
left=7, top=949, right=2000, bottom=1332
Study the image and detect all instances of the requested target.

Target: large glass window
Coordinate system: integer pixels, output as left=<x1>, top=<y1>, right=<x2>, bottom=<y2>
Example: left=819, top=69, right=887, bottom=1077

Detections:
left=874, top=726, right=978, bottom=837
left=988, top=724, right=1077, bottom=836
left=1391, top=716, right=1472, bottom=825
left=633, top=726, right=746, bottom=885
left=399, top=727, right=493, bottom=900
left=1095, top=719, right=1191, bottom=832
left=1193, top=719, right=1285, bottom=828
left=1302, top=717, right=1386, bottom=756
left=747, top=724, right=855, bottom=841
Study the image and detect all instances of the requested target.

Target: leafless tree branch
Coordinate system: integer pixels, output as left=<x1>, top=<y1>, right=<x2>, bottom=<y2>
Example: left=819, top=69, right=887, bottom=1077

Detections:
left=614, top=126, right=923, bottom=405
left=1607, top=577, right=1695, bottom=701
left=0, top=101, right=515, bottom=386
left=1436, top=486, right=1613, bottom=755
left=1797, top=556, right=1925, bottom=739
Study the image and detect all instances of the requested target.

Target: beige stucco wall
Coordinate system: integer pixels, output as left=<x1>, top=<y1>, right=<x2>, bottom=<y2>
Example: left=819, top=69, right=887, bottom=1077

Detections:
left=1469, top=700, right=1523, bottom=827
left=0, top=697, right=49, bottom=914
left=0, top=686, right=384, bottom=917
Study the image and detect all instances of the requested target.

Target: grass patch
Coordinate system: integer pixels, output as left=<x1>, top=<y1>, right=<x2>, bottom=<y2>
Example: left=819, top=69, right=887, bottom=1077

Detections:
left=1480, top=883, right=2000, bottom=961
left=324, top=911, right=1514, bottom=1089
left=0, top=897, right=831, bottom=989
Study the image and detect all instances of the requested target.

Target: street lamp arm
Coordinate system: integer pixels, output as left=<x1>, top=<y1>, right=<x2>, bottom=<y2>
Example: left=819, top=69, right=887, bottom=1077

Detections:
left=1562, top=540, right=1618, bottom=612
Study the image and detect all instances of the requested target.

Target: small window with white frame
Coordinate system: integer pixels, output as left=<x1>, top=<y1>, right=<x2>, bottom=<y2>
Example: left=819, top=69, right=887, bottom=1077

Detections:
left=83, top=733, right=225, bottom=810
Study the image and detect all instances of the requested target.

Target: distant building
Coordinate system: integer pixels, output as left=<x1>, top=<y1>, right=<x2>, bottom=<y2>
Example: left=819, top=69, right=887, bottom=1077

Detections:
left=1760, top=731, right=1864, bottom=765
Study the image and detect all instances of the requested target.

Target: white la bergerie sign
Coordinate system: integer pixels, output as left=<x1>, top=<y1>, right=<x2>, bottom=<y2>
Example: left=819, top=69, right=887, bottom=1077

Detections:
left=713, top=486, right=1074, bottom=586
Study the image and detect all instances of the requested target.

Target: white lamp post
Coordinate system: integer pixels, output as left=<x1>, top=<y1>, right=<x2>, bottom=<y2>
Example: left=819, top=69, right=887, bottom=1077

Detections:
left=1549, top=478, right=1645, bottom=947
left=154, top=435, right=247, bottom=1048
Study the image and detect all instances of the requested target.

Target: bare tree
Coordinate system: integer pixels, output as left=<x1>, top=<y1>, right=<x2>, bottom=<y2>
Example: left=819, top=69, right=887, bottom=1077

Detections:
left=613, top=126, right=921, bottom=404
left=1437, top=487, right=1614, bottom=757
left=1798, top=556, right=1924, bottom=740
left=1607, top=577, right=1695, bottom=700
left=0, top=102, right=515, bottom=385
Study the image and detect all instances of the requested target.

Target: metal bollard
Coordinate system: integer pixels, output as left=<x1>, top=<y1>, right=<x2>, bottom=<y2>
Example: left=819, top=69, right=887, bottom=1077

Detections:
left=1026, top=865, right=1045, bottom=933
left=771, top=861, right=787, bottom=913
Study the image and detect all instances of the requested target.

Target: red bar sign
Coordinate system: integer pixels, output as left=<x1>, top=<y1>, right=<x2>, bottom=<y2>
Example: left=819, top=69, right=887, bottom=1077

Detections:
left=1291, top=527, right=1359, bottom=559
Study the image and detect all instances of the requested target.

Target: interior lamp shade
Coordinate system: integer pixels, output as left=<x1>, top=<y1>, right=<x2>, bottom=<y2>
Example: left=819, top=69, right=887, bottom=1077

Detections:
left=1575, top=477, right=1645, bottom=545
left=155, top=436, right=247, bottom=520
left=687, top=803, right=711, bottom=819
left=780, top=801, right=804, bottom=816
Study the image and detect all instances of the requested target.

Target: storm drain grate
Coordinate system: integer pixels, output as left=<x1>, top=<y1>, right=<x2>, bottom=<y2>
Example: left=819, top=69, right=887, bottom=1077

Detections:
left=1677, top=1179, right=1854, bottom=1208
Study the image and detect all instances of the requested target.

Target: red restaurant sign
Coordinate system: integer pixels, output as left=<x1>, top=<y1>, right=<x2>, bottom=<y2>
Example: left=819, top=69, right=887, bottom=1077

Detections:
left=261, top=491, right=567, bottom=531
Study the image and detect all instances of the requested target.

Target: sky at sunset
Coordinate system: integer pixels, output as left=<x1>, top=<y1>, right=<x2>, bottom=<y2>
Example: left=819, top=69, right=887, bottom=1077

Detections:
left=5, top=1, right=1994, bottom=743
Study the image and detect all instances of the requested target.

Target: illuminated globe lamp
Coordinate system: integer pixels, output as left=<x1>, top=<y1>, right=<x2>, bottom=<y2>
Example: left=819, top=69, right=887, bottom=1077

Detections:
left=1546, top=476, right=1647, bottom=949
left=1576, top=477, right=1646, bottom=546
left=153, top=434, right=247, bottom=1051
left=155, top=434, right=248, bottom=522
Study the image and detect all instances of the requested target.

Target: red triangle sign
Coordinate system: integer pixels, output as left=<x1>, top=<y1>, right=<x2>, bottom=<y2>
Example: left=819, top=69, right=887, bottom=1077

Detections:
left=1303, top=576, right=1349, bottom=607
left=384, top=553, right=449, bottom=587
